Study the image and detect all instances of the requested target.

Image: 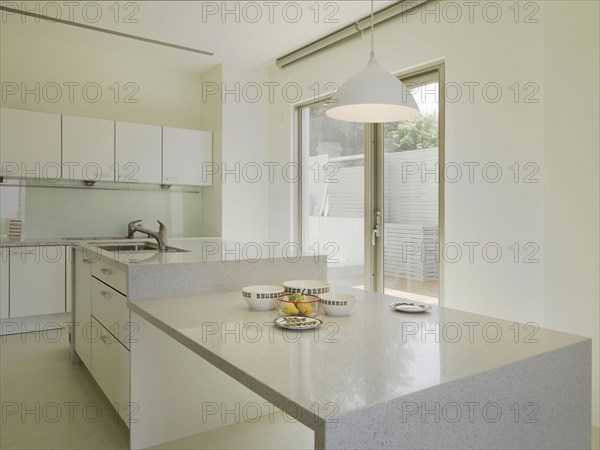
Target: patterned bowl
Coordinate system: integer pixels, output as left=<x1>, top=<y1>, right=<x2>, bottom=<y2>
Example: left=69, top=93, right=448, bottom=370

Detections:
left=319, top=293, right=356, bottom=316
left=242, top=285, right=285, bottom=311
left=282, top=280, right=330, bottom=296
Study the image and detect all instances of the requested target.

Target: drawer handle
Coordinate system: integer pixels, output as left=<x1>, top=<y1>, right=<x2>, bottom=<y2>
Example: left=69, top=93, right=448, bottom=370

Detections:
left=100, top=291, right=112, bottom=299
left=82, top=259, right=93, bottom=264
left=100, top=268, right=112, bottom=275
left=100, top=335, right=112, bottom=345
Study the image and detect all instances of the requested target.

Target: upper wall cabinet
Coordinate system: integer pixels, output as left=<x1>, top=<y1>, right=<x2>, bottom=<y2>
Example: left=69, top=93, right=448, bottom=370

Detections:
left=0, top=108, right=61, bottom=179
left=163, top=127, right=212, bottom=186
left=115, top=121, right=162, bottom=184
left=62, top=115, right=115, bottom=182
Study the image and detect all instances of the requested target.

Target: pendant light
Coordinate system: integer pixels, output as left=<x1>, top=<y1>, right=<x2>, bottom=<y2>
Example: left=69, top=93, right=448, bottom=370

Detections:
left=326, top=0, right=421, bottom=123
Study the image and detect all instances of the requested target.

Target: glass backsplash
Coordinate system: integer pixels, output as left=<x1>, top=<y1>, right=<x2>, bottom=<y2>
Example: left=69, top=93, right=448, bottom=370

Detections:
left=0, top=180, right=203, bottom=238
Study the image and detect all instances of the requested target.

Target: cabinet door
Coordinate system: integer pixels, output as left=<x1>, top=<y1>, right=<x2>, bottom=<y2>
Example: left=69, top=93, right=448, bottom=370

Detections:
left=0, top=248, right=8, bottom=319
left=62, top=115, right=115, bottom=182
left=9, top=246, right=66, bottom=317
left=74, top=247, right=93, bottom=368
left=162, top=127, right=212, bottom=186
left=115, top=121, right=162, bottom=184
left=0, top=108, right=62, bottom=179
left=91, top=318, right=130, bottom=425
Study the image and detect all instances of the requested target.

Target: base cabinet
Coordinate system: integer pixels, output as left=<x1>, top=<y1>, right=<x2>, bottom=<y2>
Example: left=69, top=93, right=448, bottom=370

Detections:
left=9, top=246, right=67, bottom=317
left=74, top=255, right=131, bottom=426
left=74, top=248, right=92, bottom=368
left=90, top=318, right=130, bottom=424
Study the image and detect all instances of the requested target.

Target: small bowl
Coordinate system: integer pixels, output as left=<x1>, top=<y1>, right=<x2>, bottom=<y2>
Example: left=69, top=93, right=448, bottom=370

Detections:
left=283, top=280, right=330, bottom=296
left=242, top=285, right=285, bottom=311
left=319, top=293, right=356, bottom=316
left=277, top=293, right=320, bottom=317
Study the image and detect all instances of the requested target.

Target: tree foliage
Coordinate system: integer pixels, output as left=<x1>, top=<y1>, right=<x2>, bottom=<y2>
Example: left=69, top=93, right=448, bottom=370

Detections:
left=308, top=103, right=438, bottom=157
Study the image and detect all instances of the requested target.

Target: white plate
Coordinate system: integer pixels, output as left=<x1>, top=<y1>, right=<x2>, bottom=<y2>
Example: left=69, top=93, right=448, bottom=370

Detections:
left=283, top=280, right=329, bottom=295
left=390, top=301, right=432, bottom=313
left=273, top=316, right=323, bottom=330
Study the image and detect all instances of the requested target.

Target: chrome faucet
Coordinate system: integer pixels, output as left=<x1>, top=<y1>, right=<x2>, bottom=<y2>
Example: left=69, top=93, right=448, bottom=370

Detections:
left=132, top=220, right=167, bottom=251
left=127, top=219, right=142, bottom=239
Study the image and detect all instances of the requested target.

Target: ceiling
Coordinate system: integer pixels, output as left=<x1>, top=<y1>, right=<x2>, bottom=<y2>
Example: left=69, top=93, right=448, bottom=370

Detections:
left=1, top=0, right=395, bottom=72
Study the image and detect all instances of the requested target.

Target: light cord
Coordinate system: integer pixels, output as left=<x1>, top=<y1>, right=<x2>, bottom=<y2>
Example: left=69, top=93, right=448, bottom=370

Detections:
left=370, top=0, right=375, bottom=58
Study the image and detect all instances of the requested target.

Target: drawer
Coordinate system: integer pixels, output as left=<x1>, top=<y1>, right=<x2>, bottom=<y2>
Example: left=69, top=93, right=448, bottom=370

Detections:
left=92, top=258, right=127, bottom=294
left=90, top=318, right=130, bottom=426
left=91, top=278, right=131, bottom=349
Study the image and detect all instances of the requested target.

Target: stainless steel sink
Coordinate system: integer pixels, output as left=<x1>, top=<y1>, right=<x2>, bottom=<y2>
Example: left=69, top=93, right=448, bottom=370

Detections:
left=95, top=243, right=189, bottom=253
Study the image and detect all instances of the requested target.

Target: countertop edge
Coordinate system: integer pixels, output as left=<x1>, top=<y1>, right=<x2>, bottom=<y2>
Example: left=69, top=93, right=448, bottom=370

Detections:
left=127, top=299, right=328, bottom=430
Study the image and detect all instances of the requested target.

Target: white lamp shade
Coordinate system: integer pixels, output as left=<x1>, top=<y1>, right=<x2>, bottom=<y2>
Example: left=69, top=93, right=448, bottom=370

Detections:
left=326, top=57, right=421, bottom=123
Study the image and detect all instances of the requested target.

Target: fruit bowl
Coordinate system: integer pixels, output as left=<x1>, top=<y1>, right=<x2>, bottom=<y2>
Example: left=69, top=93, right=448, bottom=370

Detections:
left=277, top=293, right=320, bottom=317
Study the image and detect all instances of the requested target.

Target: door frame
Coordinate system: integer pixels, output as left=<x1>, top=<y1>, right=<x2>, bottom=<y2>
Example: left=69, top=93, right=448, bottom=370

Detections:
left=368, top=62, right=445, bottom=304
left=295, top=61, right=445, bottom=303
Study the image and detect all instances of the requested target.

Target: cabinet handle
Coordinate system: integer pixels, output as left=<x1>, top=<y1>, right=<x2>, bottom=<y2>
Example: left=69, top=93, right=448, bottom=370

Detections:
left=100, top=335, right=112, bottom=345
left=100, top=268, right=112, bottom=275
left=100, top=291, right=112, bottom=299
left=82, top=259, right=93, bottom=264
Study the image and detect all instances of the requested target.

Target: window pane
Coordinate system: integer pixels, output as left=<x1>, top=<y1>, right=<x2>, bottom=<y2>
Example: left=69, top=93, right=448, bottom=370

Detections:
left=383, top=80, right=440, bottom=304
left=301, top=103, right=365, bottom=288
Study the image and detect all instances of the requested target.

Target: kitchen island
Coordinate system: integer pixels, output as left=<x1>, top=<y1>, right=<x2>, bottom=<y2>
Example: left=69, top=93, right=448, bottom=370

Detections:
left=69, top=237, right=327, bottom=428
left=128, top=286, right=591, bottom=450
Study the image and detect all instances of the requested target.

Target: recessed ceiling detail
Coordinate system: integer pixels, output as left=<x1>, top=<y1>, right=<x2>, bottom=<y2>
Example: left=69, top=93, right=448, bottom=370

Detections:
left=0, top=5, right=214, bottom=56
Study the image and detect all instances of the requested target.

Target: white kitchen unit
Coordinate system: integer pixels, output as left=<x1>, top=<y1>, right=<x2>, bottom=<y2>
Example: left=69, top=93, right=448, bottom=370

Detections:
left=62, top=115, right=115, bottom=182
left=9, top=245, right=67, bottom=317
left=90, top=317, right=130, bottom=423
left=0, top=248, right=8, bottom=319
left=0, top=108, right=62, bottom=179
left=162, top=127, right=212, bottom=186
left=73, top=253, right=131, bottom=425
left=73, top=247, right=93, bottom=368
left=115, top=121, right=162, bottom=184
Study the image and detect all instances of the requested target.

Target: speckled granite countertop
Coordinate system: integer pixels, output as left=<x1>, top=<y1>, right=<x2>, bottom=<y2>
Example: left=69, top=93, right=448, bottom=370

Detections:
left=128, top=285, right=590, bottom=450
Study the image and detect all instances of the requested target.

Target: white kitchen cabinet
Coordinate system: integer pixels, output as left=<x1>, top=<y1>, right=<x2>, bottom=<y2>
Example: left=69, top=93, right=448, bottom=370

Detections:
left=0, top=108, right=62, bottom=179
left=84, top=255, right=131, bottom=425
left=0, top=248, right=8, bottom=319
left=9, top=245, right=66, bottom=317
left=91, top=318, right=130, bottom=425
left=74, top=247, right=93, bottom=369
left=91, top=277, right=131, bottom=348
left=115, top=121, right=162, bottom=184
left=162, top=127, right=212, bottom=186
left=62, top=115, right=115, bottom=182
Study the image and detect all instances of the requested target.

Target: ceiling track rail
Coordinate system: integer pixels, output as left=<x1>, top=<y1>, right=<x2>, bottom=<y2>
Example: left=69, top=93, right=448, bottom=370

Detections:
left=276, top=0, right=429, bottom=68
left=0, top=5, right=214, bottom=56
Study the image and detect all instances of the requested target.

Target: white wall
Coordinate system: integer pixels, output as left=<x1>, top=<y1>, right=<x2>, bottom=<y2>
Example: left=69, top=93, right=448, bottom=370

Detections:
left=265, top=0, right=598, bottom=425
left=543, top=1, right=600, bottom=427
left=267, top=0, right=545, bottom=317
left=200, top=65, right=224, bottom=237
left=0, top=13, right=209, bottom=237
left=220, top=65, right=270, bottom=242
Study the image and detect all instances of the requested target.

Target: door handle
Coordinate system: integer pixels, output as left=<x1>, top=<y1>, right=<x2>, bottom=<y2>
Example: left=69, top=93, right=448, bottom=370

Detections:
left=371, top=210, right=381, bottom=246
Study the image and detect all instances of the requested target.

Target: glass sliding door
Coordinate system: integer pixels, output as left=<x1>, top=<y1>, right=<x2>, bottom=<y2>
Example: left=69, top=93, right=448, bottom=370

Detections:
left=298, top=65, right=443, bottom=300
left=299, top=103, right=366, bottom=288
left=381, top=70, right=442, bottom=304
